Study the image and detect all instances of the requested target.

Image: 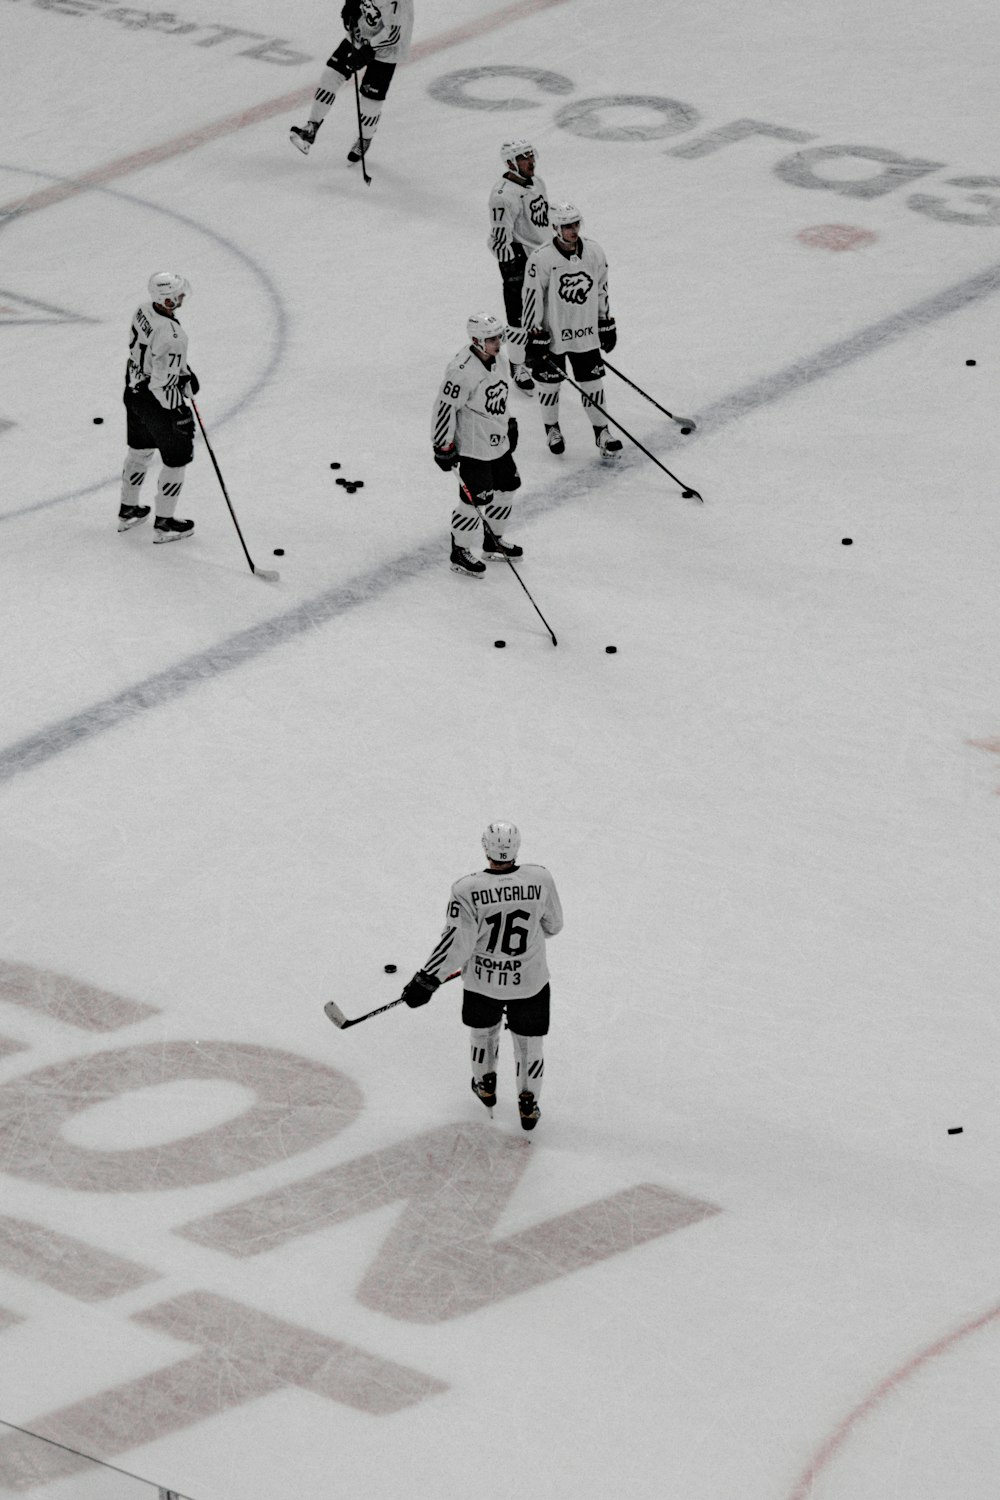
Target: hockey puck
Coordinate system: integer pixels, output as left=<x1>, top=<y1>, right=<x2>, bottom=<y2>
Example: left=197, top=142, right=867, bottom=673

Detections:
left=948, top=1126, right=963, bottom=1134
left=842, top=537, right=853, bottom=546
left=605, top=645, right=617, bottom=654
left=680, top=425, right=692, bottom=435
left=344, top=484, right=358, bottom=494
left=354, top=481, right=364, bottom=489
left=384, top=963, right=397, bottom=973
left=682, top=489, right=694, bottom=499
left=92, top=416, right=104, bottom=425
left=494, top=640, right=506, bottom=648
left=330, top=462, right=341, bottom=469
left=335, top=477, right=347, bottom=487
left=966, top=359, right=976, bottom=366
left=273, top=548, right=284, bottom=556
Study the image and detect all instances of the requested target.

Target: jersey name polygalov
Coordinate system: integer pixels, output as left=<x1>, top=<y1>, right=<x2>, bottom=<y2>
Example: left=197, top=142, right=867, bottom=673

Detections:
left=470, top=883, right=542, bottom=907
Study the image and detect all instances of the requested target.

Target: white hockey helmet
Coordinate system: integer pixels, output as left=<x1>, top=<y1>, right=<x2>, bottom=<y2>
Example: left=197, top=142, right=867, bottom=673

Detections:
left=549, top=201, right=583, bottom=230
left=148, top=271, right=190, bottom=305
left=501, top=138, right=537, bottom=169
left=467, top=311, right=506, bottom=349
left=482, top=821, right=521, bottom=863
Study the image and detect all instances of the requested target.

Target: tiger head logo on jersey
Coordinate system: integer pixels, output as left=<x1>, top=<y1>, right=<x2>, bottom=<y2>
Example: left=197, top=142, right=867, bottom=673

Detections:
left=484, top=380, right=508, bottom=417
left=558, top=270, right=594, bottom=305
left=360, top=0, right=382, bottom=23
left=529, top=194, right=548, bottom=228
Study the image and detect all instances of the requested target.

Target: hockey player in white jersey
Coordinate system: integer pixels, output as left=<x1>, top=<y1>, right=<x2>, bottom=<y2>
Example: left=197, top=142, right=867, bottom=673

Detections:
left=431, top=312, right=522, bottom=578
left=289, top=0, right=413, bottom=164
left=118, top=272, right=198, bottom=543
left=522, top=202, right=622, bottom=458
left=487, top=140, right=549, bottom=393
left=401, top=822, right=563, bottom=1131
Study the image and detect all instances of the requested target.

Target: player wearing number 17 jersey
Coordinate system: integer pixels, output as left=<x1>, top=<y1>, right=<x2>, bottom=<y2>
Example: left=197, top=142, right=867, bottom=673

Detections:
left=400, top=822, right=563, bottom=1130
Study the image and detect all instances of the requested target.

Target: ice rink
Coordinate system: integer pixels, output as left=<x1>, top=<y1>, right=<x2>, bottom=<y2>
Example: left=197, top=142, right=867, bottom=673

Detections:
left=1, top=0, right=999, bottom=1495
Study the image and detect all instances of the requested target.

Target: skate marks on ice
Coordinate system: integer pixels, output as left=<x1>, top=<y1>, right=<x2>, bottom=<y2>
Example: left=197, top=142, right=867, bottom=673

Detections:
left=0, top=1293, right=446, bottom=1490
left=3, top=255, right=999, bottom=786
left=180, top=1121, right=721, bottom=1322
left=0, top=162, right=286, bottom=525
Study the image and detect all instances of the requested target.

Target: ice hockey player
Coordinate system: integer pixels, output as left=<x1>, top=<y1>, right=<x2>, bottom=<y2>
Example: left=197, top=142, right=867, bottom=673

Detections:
left=522, top=201, right=622, bottom=458
left=431, top=312, right=522, bottom=578
left=487, top=140, right=549, bottom=394
left=401, top=822, right=563, bottom=1131
left=289, top=0, right=414, bottom=164
left=118, top=272, right=198, bottom=543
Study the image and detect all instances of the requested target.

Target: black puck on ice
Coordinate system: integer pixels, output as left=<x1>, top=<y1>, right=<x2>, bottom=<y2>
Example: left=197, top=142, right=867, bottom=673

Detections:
left=92, top=417, right=103, bottom=424
left=354, top=481, right=364, bottom=489
left=384, top=963, right=397, bottom=973
left=842, top=537, right=853, bottom=546
left=335, top=477, right=347, bottom=487
left=965, top=359, right=976, bottom=366
left=948, top=1126, right=963, bottom=1134
left=330, top=462, right=341, bottom=469
left=494, top=640, right=506, bottom=648
left=605, top=645, right=617, bottom=653
left=682, top=489, right=694, bottom=499
left=273, top=548, right=284, bottom=556
left=680, top=425, right=692, bottom=435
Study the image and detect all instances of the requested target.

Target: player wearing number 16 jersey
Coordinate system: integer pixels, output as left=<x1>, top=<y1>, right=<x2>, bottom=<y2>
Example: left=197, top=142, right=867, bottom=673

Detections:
left=399, top=822, right=563, bottom=1130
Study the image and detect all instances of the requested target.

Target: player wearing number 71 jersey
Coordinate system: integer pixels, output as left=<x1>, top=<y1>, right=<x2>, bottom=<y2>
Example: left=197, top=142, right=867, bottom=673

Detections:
left=400, top=822, right=563, bottom=1130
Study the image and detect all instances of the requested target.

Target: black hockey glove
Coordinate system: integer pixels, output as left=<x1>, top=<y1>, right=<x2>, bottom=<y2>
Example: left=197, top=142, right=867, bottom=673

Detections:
left=499, top=245, right=527, bottom=285
left=598, top=316, right=617, bottom=353
left=507, top=416, right=519, bottom=452
left=402, top=970, right=440, bottom=1008
left=346, top=40, right=374, bottom=71
left=433, top=444, right=459, bottom=472
left=526, top=329, right=551, bottom=373
left=179, top=369, right=200, bottom=396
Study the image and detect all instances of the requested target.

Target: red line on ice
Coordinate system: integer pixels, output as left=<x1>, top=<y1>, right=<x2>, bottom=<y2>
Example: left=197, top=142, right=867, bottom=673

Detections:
left=0, top=0, right=573, bottom=223
left=786, top=1300, right=1000, bottom=1498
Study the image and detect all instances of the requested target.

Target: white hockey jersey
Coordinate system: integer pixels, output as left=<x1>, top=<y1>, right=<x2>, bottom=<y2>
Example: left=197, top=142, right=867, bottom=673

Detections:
left=487, top=173, right=550, bottom=262
left=350, top=0, right=413, bottom=62
left=521, top=236, right=610, bottom=355
left=422, top=863, right=563, bottom=1000
left=125, top=300, right=191, bottom=411
left=432, top=346, right=512, bottom=461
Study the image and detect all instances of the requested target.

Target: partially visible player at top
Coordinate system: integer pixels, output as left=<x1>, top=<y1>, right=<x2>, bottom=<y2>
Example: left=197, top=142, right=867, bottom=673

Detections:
left=118, top=271, right=199, bottom=543
left=431, top=312, right=521, bottom=578
left=401, top=822, right=563, bottom=1131
left=522, top=201, right=622, bottom=459
left=289, top=0, right=414, bottom=165
left=487, top=140, right=550, bottom=393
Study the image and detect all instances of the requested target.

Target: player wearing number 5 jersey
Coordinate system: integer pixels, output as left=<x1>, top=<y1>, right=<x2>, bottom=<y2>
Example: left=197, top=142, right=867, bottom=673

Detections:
left=400, top=822, right=563, bottom=1130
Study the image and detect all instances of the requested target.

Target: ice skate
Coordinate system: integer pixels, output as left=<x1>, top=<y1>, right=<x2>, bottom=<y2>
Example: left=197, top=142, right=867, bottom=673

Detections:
left=471, top=1072, right=497, bottom=1114
left=117, top=504, right=150, bottom=532
left=594, top=425, right=622, bottom=457
left=518, top=1090, right=541, bottom=1131
left=153, top=516, right=195, bottom=544
left=512, top=364, right=535, bottom=393
left=483, top=532, right=523, bottom=560
left=450, top=544, right=486, bottom=577
left=347, top=136, right=371, bottom=164
left=290, top=121, right=319, bottom=154
left=545, top=423, right=565, bottom=455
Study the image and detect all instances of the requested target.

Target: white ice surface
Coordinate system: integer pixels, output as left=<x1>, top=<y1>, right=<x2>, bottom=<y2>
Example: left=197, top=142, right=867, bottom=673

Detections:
left=1, top=1, right=999, bottom=1497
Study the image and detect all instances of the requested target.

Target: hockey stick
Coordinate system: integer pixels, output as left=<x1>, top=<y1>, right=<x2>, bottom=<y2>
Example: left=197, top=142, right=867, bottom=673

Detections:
left=602, top=357, right=697, bottom=433
left=352, top=72, right=372, bottom=186
left=458, top=480, right=558, bottom=647
left=542, top=358, right=703, bottom=503
left=324, top=969, right=461, bottom=1030
left=190, top=400, right=280, bottom=580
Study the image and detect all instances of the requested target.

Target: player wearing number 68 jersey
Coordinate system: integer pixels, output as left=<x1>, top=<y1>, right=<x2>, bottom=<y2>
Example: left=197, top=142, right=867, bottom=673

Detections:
left=432, top=312, right=523, bottom=577
left=399, top=822, right=563, bottom=1130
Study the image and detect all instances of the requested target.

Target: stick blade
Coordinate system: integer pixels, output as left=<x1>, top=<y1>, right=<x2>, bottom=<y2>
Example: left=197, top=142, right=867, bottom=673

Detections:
left=324, top=1000, right=349, bottom=1029
left=253, top=567, right=280, bottom=582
